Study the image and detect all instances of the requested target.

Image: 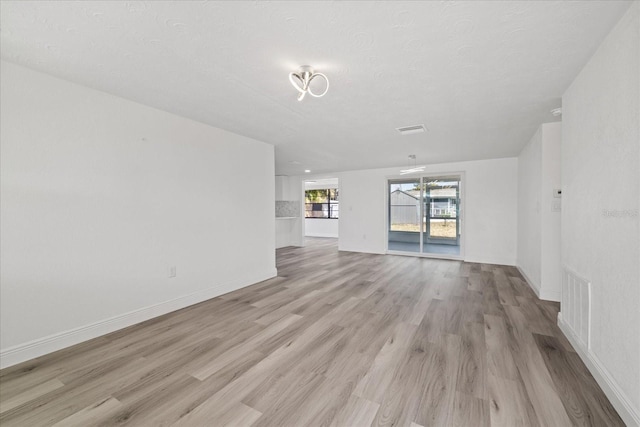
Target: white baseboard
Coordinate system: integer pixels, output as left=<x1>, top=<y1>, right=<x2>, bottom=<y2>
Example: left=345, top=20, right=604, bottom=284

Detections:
left=539, top=289, right=560, bottom=302
left=464, top=256, right=516, bottom=266
left=337, top=241, right=385, bottom=254
left=516, top=265, right=560, bottom=302
left=558, top=313, right=640, bottom=427
left=517, top=265, right=541, bottom=295
left=0, top=269, right=277, bottom=369
left=305, top=233, right=339, bottom=238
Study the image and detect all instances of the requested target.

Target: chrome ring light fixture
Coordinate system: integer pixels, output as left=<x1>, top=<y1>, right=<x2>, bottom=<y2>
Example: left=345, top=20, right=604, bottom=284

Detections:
left=289, top=65, right=329, bottom=101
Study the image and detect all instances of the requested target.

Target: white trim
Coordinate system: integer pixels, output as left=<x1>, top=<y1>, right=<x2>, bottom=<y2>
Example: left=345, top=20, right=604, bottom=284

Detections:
left=519, top=265, right=560, bottom=302
left=539, top=289, right=561, bottom=302
left=338, top=247, right=384, bottom=255
left=516, top=265, right=560, bottom=302
left=0, top=269, right=277, bottom=369
left=558, top=314, right=640, bottom=427
left=464, top=256, right=516, bottom=266
left=305, top=232, right=339, bottom=238
left=382, top=252, right=515, bottom=265
left=387, top=250, right=462, bottom=261
left=517, top=265, right=541, bottom=296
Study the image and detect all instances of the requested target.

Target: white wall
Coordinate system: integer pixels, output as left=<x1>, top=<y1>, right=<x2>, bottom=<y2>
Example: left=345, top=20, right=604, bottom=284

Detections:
left=305, top=219, right=339, bottom=238
left=517, top=122, right=562, bottom=301
left=276, top=219, right=300, bottom=248
left=540, top=123, right=562, bottom=301
left=517, top=126, right=543, bottom=289
left=296, top=157, right=518, bottom=265
left=561, top=2, right=639, bottom=425
left=0, top=61, right=276, bottom=367
left=274, top=175, right=288, bottom=200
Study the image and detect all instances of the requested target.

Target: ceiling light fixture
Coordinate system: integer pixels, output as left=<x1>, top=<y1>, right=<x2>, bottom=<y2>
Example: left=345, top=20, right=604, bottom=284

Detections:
left=289, top=65, right=329, bottom=101
left=551, top=108, right=562, bottom=117
left=304, top=169, right=311, bottom=173
left=400, top=154, right=426, bottom=175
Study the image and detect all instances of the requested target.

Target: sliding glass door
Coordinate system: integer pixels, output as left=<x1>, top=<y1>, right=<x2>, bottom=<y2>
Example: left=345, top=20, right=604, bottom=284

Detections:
left=388, top=179, right=421, bottom=253
left=423, top=176, right=460, bottom=255
left=388, top=175, right=461, bottom=257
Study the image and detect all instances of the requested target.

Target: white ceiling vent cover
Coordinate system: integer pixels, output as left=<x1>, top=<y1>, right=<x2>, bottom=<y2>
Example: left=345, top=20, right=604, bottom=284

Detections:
left=396, top=124, right=427, bottom=135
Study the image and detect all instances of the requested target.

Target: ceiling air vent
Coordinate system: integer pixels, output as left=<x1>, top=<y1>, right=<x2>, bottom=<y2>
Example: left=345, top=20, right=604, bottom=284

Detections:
left=396, top=124, right=426, bottom=135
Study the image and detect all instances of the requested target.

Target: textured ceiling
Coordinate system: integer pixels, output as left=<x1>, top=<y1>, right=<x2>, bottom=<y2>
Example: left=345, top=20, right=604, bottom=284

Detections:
left=0, top=1, right=632, bottom=175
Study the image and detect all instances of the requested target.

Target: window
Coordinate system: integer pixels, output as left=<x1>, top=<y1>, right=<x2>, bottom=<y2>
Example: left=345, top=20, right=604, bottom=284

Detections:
left=305, top=189, right=339, bottom=219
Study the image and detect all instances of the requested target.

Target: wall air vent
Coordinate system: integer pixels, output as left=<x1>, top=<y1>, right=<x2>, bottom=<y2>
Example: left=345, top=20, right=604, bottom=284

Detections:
left=396, top=124, right=427, bottom=135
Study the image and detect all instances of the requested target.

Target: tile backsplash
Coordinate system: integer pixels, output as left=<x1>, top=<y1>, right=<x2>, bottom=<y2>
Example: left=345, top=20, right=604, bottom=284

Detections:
left=276, top=200, right=300, bottom=218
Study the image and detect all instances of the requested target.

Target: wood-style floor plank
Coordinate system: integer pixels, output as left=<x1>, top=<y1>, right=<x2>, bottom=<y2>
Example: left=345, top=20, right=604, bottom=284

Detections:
left=533, top=333, right=624, bottom=426
left=0, top=378, right=65, bottom=414
left=51, top=396, right=122, bottom=427
left=0, top=237, right=624, bottom=426
left=452, top=391, right=490, bottom=427
left=329, top=394, right=380, bottom=427
left=353, top=322, right=418, bottom=403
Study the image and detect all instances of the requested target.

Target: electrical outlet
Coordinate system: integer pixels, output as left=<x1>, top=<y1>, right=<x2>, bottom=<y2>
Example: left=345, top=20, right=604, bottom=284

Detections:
left=169, top=266, right=176, bottom=278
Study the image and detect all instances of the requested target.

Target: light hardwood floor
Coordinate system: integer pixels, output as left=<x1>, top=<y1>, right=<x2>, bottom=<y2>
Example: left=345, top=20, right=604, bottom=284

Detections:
left=0, top=238, right=624, bottom=426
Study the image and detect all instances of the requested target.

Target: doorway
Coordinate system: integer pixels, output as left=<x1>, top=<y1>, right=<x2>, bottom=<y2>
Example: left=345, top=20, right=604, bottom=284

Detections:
left=304, top=178, right=339, bottom=238
left=387, top=174, right=462, bottom=258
